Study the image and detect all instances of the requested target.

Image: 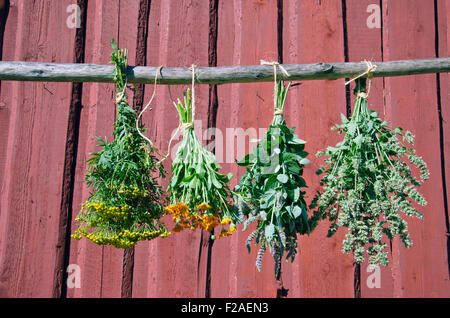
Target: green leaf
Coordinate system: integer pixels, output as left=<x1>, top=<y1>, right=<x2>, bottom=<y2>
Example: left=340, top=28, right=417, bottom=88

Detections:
left=286, top=161, right=301, bottom=174
left=292, top=206, right=302, bottom=218
left=264, top=174, right=279, bottom=190
left=277, top=174, right=289, bottom=184
left=299, top=158, right=310, bottom=165
left=288, top=138, right=306, bottom=145
left=211, top=174, right=222, bottom=189
left=182, top=174, right=195, bottom=183
left=282, top=152, right=303, bottom=163
left=260, top=189, right=277, bottom=209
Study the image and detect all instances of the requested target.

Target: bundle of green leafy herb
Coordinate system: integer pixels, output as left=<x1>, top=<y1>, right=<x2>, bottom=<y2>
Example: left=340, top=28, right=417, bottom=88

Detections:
left=72, top=39, right=170, bottom=248
left=315, top=79, right=429, bottom=266
left=165, top=89, right=236, bottom=239
left=234, top=81, right=316, bottom=277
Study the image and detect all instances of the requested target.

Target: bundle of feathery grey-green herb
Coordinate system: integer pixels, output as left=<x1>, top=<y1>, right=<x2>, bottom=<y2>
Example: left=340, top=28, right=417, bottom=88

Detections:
left=315, top=79, right=429, bottom=266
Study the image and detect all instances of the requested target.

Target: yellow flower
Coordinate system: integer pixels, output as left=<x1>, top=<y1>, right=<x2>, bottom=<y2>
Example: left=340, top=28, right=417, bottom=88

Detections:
left=177, top=202, right=189, bottom=214
left=220, top=218, right=231, bottom=225
left=164, top=207, right=173, bottom=214
left=197, top=203, right=212, bottom=210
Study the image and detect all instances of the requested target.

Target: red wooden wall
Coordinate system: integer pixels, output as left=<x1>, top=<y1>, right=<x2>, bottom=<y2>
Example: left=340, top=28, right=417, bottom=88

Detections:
left=0, top=0, right=449, bottom=298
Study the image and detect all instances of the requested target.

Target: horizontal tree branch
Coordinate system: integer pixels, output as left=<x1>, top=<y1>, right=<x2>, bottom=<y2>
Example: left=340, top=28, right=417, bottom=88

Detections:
left=0, top=57, right=449, bottom=85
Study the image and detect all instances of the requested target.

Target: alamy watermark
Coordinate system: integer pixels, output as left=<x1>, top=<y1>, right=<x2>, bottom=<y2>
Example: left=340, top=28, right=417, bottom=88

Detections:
left=366, top=264, right=381, bottom=289
left=66, top=4, right=81, bottom=29
left=366, top=4, right=381, bottom=29
left=168, top=119, right=271, bottom=166
left=66, top=264, right=81, bottom=289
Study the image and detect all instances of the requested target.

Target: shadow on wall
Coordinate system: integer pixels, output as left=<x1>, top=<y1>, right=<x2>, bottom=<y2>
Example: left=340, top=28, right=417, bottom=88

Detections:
left=0, top=0, right=9, bottom=58
left=0, top=0, right=9, bottom=95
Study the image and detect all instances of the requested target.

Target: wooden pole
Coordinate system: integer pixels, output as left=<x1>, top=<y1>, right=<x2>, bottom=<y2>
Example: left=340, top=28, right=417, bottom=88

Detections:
left=0, top=57, right=449, bottom=84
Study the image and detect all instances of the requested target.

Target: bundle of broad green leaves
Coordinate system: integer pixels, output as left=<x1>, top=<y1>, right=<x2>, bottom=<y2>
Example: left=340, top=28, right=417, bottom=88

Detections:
left=234, top=81, right=317, bottom=277
left=315, top=80, right=429, bottom=266
left=72, top=40, right=170, bottom=248
left=165, top=89, right=236, bottom=239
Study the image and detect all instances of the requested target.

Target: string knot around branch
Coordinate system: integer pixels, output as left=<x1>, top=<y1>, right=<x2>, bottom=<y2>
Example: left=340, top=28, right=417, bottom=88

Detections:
left=345, top=60, right=377, bottom=86
left=260, top=60, right=290, bottom=78
left=261, top=60, right=291, bottom=113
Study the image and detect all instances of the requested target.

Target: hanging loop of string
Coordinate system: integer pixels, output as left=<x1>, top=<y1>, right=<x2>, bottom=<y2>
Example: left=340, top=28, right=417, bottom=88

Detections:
left=260, top=60, right=290, bottom=116
left=136, top=65, right=166, bottom=158
left=260, top=60, right=290, bottom=77
left=157, top=64, right=197, bottom=165
left=345, top=60, right=377, bottom=99
left=345, top=60, right=377, bottom=86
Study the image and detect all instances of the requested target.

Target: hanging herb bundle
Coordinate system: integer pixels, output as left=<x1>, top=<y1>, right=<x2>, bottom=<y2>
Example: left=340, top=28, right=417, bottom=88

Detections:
left=315, top=79, right=429, bottom=266
left=72, top=39, right=170, bottom=248
left=234, top=81, right=317, bottom=277
left=165, top=85, right=236, bottom=239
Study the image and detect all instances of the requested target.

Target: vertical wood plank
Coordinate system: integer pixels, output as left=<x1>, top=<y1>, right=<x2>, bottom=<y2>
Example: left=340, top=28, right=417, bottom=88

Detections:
left=117, top=0, right=140, bottom=298
left=437, top=0, right=450, bottom=283
left=0, top=0, right=10, bottom=198
left=283, top=0, right=354, bottom=298
left=382, top=0, right=450, bottom=297
left=0, top=0, right=14, bottom=211
left=0, top=0, right=75, bottom=297
left=212, top=0, right=279, bottom=298
left=345, top=0, right=394, bottom=298
left=131, top=0, right=164, bottom=298
left=68, top=0, right=122, bottom=298
left=0, top=0, right=23, bottom=298
left=54, top=0, right=88, bottom=298
left=132, top=0, right=209, bottom=298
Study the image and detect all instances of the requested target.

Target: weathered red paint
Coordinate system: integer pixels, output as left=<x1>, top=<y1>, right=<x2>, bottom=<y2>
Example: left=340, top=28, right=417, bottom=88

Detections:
left=345, top=0, right=394, bottom=298
left=132, top=0, right=210, bottom=298
left=68, top=0, right=123, bottom=298
left=0, top=0, right=448, bottom=298
left=0, top=0, right=76, bottom=297
left=282, top=0, right=355, bottom=298
left=437, top=0, right=450, bottom=286
left=382, top=0, right=450, bottom=298
left=212, top=0, right=280, bottom=298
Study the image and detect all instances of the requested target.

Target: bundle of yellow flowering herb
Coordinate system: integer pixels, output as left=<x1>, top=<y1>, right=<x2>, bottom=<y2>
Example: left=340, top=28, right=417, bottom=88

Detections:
left=315, top=78, right=429, bottom=266
left=234, top=81, right=317, bottom=277
left=71, top=39, right=170, bottom=248
left=165, top=88, right=236, bottom=239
